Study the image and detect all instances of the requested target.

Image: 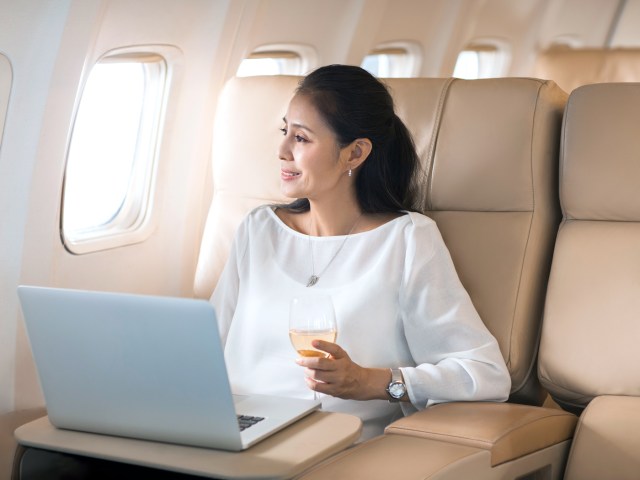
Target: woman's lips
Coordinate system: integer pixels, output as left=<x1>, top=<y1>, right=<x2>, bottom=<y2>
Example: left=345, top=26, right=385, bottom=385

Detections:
left=281, top=169, right=301, bottom=180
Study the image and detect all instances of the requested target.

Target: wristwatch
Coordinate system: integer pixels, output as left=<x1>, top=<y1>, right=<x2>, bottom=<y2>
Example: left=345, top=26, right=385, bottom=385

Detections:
left=386, top=368, right=407, bottom=402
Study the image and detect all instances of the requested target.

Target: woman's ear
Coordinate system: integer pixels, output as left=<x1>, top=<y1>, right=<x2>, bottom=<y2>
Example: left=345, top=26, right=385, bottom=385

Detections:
left=346, top=138, right=372, bottom=171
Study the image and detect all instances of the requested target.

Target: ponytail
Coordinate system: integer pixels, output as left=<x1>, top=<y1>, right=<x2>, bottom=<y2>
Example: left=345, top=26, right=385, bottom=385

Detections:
left=355, top=114, right=420, bottom=213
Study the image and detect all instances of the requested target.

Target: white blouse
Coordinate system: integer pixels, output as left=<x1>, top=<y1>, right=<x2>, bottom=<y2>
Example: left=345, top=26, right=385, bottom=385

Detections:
left=211, top=205, right=510, bottom=440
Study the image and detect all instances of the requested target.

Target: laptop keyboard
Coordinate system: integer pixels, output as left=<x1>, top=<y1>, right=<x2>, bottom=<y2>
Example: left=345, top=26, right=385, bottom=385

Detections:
left=237, top=415, right=265, bottom=431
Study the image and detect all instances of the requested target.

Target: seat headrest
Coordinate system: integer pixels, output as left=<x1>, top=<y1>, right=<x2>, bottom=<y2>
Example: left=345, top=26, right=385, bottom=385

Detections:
left=430, top=78, right=566, bottom=213
left=193, top=76, right=300, bottom=299
left=561, top=83, right=640, bottom=221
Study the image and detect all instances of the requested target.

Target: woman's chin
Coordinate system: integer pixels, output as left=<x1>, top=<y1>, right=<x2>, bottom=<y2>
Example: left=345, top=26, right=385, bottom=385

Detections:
left=280, top=184, right=303, bottom=200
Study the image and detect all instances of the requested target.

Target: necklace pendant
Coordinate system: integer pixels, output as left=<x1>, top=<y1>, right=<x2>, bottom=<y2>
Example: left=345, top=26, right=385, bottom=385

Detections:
left=306, top=275, right=319, bottom=287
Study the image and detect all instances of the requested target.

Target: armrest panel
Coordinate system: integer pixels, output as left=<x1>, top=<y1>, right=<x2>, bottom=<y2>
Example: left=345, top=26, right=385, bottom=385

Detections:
left=564, top=395, right=640, bottom=480
left=385, top=402, right=577, bottom=466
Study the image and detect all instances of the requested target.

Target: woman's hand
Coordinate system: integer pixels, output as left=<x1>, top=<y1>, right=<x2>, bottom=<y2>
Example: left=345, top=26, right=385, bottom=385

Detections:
left=295, top=340, right=393, bottom=400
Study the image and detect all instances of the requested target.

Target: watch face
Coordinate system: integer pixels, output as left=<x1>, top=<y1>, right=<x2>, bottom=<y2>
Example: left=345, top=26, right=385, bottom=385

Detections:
left=388, top=382, right=406, bottom=399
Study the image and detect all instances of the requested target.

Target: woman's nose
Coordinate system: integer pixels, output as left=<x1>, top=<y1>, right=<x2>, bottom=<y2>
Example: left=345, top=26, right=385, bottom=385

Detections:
left=278, top=137, right=291, bottom=161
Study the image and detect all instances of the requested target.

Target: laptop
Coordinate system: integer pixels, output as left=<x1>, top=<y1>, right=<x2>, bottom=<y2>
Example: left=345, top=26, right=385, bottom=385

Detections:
left=17, top=285, right=320, bottom=451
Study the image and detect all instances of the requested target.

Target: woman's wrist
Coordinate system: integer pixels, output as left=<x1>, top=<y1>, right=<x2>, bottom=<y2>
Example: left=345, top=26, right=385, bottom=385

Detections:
left=361, top=367, right=405, bottom=401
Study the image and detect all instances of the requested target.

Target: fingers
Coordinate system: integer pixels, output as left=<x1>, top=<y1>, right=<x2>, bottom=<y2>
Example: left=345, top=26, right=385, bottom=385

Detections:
left=294, top=341, right=345, bottom=370
left=312, top=340, right=344, bottom=358
left=304, top=376, right=332, bottom=394
left=294, top=344, right=341, bottom=386
left=294, top=342, right=365, bottom=398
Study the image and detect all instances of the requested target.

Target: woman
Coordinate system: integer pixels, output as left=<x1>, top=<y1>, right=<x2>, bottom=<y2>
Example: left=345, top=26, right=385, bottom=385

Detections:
left=211, top=64, right=510, bottom=440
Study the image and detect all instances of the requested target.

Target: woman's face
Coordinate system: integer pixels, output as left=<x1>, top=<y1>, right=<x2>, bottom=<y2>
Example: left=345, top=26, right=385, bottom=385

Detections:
left=278, top=94, right=351, bottom=201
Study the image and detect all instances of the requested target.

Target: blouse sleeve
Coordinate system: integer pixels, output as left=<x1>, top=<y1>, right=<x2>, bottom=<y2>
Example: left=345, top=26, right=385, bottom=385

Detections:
left=399, top=214, right=511, bottom=411
left=209, top=216, right=249, bottom=346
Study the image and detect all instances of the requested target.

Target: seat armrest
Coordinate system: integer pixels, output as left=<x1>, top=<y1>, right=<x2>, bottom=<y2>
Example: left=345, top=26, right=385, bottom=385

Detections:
left=385, top=402, right=577, bottom=466
left=564, top=395, right=640, bottom=480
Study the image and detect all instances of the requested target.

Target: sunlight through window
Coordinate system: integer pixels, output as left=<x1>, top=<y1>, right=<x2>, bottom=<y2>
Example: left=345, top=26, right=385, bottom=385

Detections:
left=361, top=43, right=421, bottom=78
left=453, top=44, right=510, bottom=79
left=62, top=53, right=167, bottom=253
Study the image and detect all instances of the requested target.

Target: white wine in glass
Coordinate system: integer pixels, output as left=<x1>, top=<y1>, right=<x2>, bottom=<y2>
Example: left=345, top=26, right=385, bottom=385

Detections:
left=289, top=293, right=337, bottom=358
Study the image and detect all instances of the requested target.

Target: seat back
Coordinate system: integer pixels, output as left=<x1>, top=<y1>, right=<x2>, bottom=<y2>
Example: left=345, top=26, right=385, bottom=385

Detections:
left=415, top=78, right=566, bottom=403
left=194, top=76, right=300, bottom=299
left=534, top=48, right=640, bottom=93
left=194, top=75, right=567, bottom=405
left=538, top=83, right=640, bottom=409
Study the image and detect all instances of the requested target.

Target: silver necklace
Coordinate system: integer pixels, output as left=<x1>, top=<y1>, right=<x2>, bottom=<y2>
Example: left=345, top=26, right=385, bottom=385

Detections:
left=306, top=213, right=362, bottom=287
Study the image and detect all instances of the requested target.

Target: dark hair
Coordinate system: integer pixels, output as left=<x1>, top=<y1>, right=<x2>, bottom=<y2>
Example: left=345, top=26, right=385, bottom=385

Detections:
left=283, top=64, right=420, bottom=214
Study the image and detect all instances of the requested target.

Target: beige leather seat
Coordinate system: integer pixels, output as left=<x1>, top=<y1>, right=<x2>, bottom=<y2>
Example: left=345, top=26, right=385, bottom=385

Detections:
left=404, top=78, right=567, bottom=405
left=534, top=47, right=640, bottom=93
left=196, top=75, right=565, bottom=407
left=387, top=77, right=567, bottom=404
left=194, top=75, right=301, bottom=299
left=538, top=82, right=640, bottom=479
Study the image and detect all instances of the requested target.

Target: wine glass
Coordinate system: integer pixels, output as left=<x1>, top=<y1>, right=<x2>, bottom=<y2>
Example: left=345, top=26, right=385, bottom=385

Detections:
left=289, top=293, right=337, bottom=399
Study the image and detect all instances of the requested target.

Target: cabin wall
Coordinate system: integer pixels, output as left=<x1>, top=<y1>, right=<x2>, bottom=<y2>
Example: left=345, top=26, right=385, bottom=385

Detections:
left=0, top=0, right=74, bottom=413
left=538, top=0, right=621, bottom=48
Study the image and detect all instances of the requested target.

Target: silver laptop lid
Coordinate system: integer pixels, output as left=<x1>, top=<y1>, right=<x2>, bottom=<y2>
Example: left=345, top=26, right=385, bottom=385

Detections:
left=17, top=285, right=244, bottom=450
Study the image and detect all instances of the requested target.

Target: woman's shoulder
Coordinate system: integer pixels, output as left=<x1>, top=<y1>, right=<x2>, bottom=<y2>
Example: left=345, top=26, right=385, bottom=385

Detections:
left=241, top=204, right=302, bottom=235
left=245, top=204, right=273, bottom=219
left=399, top=210, right=438, bottom=234
left=397, top=211, right=445, bottom=262
left=231, top=205, right=277, bottom=238
left=240, top=204, right=280, bottom=224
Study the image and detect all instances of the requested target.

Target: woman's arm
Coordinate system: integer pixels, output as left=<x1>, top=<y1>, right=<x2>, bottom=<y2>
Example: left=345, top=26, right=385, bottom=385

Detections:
left=397, top=215, right=511, bottom=408
left=296, top=214, right=510, bottom=406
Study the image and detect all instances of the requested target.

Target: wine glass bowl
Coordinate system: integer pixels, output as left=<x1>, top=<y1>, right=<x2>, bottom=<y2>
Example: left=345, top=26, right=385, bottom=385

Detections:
left=289, top=293, right=337, bottom=358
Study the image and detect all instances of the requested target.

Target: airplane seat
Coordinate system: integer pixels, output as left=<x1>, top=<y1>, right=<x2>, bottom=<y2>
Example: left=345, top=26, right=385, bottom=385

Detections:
left=413, top=78, right=567, bottom=406
left=193, top=75, right=301, bottom=299
left=196, top=75, right=566, bottom=407
left=298, top=78, right=579, bottom=479
left=537, top=82, right=640, bottom=479
left=534, top=47, right=640, bottom=93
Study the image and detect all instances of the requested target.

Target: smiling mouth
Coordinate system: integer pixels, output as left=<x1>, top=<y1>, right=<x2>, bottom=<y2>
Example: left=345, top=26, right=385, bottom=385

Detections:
left=281, top=170, right=301, bottom=178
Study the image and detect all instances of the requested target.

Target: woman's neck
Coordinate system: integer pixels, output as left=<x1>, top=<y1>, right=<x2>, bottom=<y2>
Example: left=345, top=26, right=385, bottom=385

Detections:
left=307, top=199, right=362, bottom=237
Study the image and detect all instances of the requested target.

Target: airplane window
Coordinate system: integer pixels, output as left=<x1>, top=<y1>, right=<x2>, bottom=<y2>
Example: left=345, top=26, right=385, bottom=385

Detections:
left=361, top=43, right=421, bottom=78
left=453, top=44, right=510, bottom=79
left=62, top=53, right=167, bottom=253
left=237, top=50, right=302, bottom=76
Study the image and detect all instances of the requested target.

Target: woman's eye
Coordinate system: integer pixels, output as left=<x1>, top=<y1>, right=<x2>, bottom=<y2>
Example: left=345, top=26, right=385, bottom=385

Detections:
left=279, top=127, right=307, bottom=143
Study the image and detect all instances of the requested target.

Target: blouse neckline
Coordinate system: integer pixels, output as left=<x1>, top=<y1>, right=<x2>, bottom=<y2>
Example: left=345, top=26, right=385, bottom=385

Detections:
left=266, top=205, right=410, bottom=240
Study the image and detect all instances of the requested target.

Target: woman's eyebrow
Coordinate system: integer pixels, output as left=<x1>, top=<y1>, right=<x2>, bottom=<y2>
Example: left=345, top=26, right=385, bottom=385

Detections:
left=282, top=116, right=314, bottom=133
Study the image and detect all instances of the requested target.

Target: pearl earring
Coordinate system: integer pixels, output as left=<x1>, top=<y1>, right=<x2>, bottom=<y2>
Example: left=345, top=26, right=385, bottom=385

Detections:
left=348, top=169, right=352, bottom=177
